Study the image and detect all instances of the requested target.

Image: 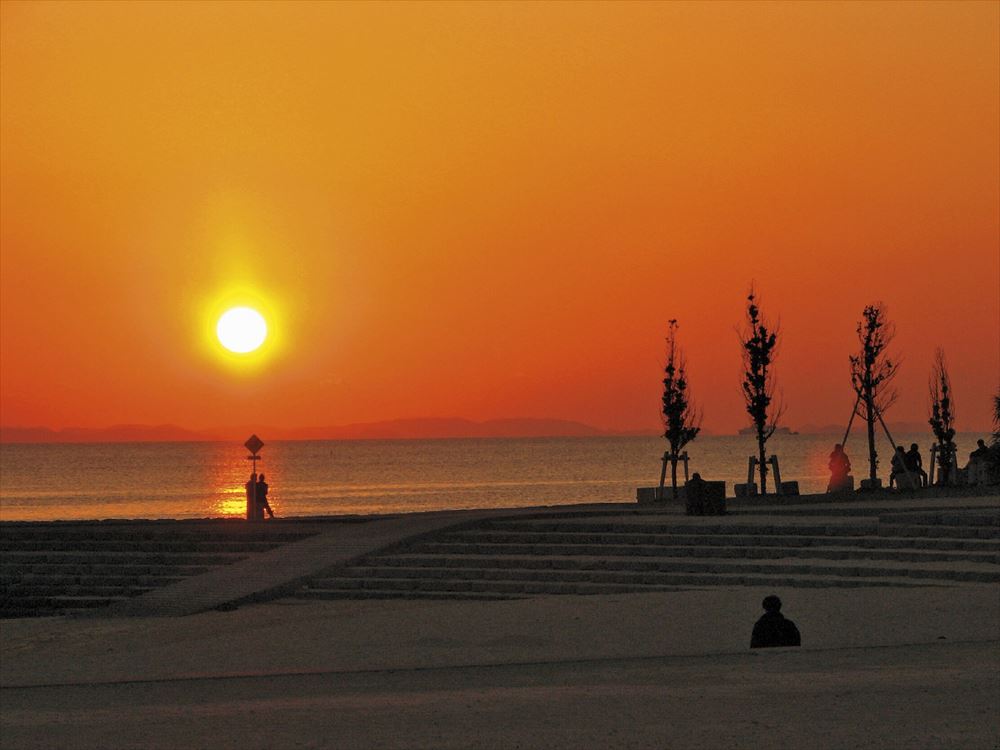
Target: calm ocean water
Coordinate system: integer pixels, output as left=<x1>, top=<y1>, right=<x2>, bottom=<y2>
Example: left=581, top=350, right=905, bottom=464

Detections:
left=0, top=433, right=990, bottom=521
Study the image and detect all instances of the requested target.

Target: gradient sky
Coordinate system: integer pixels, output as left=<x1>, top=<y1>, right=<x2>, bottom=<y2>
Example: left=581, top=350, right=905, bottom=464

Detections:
left=1, top=1, right=998, bottom=434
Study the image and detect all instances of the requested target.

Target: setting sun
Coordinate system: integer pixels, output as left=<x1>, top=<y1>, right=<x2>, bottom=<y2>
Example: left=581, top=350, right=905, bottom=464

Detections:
left=216, top=307, right=267, bottom=354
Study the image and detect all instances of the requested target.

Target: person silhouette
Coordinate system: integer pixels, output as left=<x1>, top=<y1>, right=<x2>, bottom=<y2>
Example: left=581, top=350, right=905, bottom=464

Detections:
left=685, top=472, right=707, bottom=515
left=751, top=595, right=801, bottom=648
left=889, top=446, right=909, bottom=489
left=968, top=439, right=989, bottom=463
left=905, top=443, right=927, bottom=487
left=827, top=443, right=852, bottom=492
left=256, top=473, right=275, bottom=518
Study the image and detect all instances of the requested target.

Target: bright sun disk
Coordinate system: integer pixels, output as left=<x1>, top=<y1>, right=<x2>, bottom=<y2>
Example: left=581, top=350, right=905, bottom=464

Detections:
left=217, top=307, right=267, bottom=353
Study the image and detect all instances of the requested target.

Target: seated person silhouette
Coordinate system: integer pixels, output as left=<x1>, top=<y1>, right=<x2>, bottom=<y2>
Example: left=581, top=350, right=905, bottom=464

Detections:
left=889, top=446, right=909, bottom=489
left=904, top=444, right=928, bottom=487
left=966, top=439, right=991, bottom=484
left=968, top=439, right=989, bottom=465
left=750, top=595, right=801, bottom=649
left=685, top=472, right=707, bottom=515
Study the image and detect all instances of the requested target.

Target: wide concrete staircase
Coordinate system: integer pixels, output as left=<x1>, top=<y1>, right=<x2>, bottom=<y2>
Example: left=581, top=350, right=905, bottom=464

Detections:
left=0, top=521, right=317, bottom=618
left=292, top=506, right=1000, bottom=601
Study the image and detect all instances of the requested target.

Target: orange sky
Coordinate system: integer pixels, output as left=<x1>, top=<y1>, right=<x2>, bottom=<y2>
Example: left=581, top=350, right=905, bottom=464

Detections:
left=1, top=1, right=998, bottom=435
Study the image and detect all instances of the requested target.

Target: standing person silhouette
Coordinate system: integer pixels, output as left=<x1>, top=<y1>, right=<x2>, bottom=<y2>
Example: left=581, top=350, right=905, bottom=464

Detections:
left=827, top=444, right=852, bottom=492
left=905, top=444, right=928, bottom=487
left=256, top=473, right=275, bottom=518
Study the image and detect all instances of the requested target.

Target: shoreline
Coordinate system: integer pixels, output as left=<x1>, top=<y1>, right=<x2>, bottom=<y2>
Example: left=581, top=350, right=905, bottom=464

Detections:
left=1, top=482, right=997, bottom=525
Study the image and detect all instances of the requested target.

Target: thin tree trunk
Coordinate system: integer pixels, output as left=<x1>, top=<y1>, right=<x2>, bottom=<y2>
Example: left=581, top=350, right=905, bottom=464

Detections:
left=670, top=457, right=679, bottom=500
left=865, top=391, right=877, bottom=482
left=757, top=434, right=768, bottom=495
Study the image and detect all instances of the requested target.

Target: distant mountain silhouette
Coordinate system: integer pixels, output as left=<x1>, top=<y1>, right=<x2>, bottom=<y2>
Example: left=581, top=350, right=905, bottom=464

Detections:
left=263, top=417, right=622, bottom=440
left=738, top=426, right=798, bottom=436
left=0, top=418, right=658, bottom=443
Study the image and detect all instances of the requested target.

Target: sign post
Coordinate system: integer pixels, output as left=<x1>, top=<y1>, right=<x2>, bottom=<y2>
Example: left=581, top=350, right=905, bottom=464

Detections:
left=244, top=434, right=264, bottom=521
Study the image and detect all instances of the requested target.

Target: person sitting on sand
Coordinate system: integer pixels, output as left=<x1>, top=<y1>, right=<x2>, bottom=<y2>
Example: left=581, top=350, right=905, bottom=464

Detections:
left=256, top=473, right=275, bottom=519
left=827, top=444, right=852, bottom=492
left=904, top=444, right=927, bottom=488
left=751, top=595, right=801, bottom=649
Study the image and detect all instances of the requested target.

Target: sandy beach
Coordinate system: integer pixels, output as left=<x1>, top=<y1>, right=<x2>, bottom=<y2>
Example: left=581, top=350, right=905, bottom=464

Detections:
left=3, top=495, right=999, bottom=750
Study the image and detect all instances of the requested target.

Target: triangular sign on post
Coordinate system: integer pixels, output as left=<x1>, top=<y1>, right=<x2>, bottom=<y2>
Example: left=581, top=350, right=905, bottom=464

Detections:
left=244, top=434, right=264, bottom=455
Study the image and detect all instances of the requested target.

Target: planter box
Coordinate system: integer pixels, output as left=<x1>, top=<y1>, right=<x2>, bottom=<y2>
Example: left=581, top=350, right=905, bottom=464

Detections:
left=828, top=475, right=855, bottom=493
left=685, top=481, right=727, bottom=516
left=636, top=486, right=686, bottom=503
left=734, top=483, right=758, bottom=498
left=779, top=481, right=800, bottom=496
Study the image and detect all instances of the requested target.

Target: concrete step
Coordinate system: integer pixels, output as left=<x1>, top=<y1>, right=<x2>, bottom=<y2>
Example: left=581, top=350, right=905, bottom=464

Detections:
left=0, top=527, right=312, bottom=544
left=0, top=562, right=213, bottom=577
left=294, top=588, right=521, bottom=601
left=730, top=504, right=997, bottom=518
left=406, top=541, right=999, bottom=565
left=1, top=550, right=248, bottom=567
left=360, top=554, right=1000, bottom=583
left=480, top=520, right=877, bottom=536
left=878, top=510, right=1000, bottom=526
left=0, top=539, right=288, bottom=554
left=878, top=525, right=1000, bottom=539
left=2, top=582, right=157, bottom=598
left=0, top=572, right=187, bottom=588
left=436, top=530, right=1000, bottom=552
left=0, top=594, right=130, bottom=618
left=300, top=573, right=934, bottom=598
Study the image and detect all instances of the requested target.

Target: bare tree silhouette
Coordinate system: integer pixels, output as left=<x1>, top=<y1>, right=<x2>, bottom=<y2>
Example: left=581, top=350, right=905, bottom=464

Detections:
left=850, top=304, right=899, bottom=483
left=739, top=287, right=783, bottom=495
left=928, top=349, right=956, bottom=484
left=661, top=319, right=701, bottom=499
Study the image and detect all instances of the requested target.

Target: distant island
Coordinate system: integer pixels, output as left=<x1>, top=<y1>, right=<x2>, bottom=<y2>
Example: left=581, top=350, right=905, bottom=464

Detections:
left=737, top=426, right=798, bottom=436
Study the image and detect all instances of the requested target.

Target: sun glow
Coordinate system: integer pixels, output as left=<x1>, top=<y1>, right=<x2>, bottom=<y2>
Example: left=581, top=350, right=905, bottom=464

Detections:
left=216, top=307, right=268, bottom=353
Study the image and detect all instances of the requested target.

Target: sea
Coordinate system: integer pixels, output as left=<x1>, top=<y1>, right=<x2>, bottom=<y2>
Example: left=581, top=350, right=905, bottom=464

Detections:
left=0, top=432, right=990, bottom=522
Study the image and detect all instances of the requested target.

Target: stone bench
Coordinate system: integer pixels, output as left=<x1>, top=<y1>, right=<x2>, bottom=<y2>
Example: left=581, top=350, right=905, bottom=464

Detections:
left=635, top=483, right=726, bottom=514
left=735, top=481, right=800, bottom=497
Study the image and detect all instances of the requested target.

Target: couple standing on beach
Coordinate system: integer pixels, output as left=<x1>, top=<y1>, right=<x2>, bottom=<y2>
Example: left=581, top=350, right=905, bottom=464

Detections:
left=246, top=473, right=275, bottom=519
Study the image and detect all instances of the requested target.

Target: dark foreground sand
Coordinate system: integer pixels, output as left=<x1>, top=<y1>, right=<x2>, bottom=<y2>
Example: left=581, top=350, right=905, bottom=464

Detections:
left=3, top=585, right=998, bottom=749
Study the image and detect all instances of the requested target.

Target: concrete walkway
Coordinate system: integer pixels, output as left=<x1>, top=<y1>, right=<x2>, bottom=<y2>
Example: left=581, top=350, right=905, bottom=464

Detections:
left=96, top=504, right=638, bottom=617
left=95, top=511, right=485, bottom=617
